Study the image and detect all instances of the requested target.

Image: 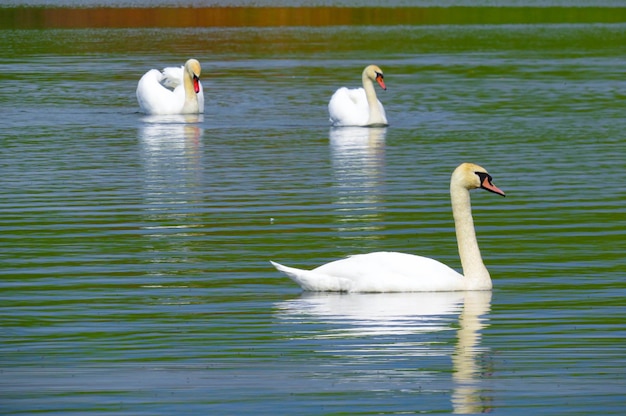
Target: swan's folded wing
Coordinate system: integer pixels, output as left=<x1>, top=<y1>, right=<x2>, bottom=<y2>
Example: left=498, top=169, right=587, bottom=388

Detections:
left=328, top=87, right=369, bottom=126
left=313, top=252, right=464, bottom=292
left=345, top=87, right=367, bottom=106
left=136, top=69, right=179, bottom=115
left=160, top=65, right=184, bottom=89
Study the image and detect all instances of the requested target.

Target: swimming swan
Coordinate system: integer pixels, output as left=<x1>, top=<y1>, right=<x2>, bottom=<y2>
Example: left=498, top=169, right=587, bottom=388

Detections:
left=136, top=59, right=204, bottom=115
left=271, top=163, right=505, bottom=292
left=328, top=65, right=388, bottom=127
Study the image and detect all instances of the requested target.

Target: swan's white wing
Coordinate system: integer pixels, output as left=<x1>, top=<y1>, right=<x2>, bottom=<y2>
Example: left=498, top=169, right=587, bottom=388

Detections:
left=315, top=252, right=464, bottom=292
left=328, top=87, right=370, bottom=126
left=160, top=65, right=184, bottom=89
left=136, top=69, right=183, bottom=115
left=272, top=252, right=465, bottom=293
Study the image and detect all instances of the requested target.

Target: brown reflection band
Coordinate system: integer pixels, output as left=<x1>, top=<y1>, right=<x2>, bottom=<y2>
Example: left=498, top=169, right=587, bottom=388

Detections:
left=2, top=7, right=626, bottom=29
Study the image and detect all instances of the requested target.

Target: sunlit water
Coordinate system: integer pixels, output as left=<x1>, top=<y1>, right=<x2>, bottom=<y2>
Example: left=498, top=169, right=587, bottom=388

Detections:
left=1, top=5, right=625, bottom=414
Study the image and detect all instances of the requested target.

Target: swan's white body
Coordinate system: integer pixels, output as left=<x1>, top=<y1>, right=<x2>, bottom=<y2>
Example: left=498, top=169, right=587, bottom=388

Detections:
left=272, top=252, right=464, bottom=292
left=271, top=163, right=505, bottom=292
left=329, top=65, right=388, bottom=127
left=136, top=59, right=204, bottom=115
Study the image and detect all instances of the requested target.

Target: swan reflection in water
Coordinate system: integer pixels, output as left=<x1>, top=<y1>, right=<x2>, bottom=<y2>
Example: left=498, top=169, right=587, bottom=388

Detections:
left=329, top=127, right=387, bottom=248
left=275, top=291, right=492, bottom=413
left=138, top=114, right=205, bottom=281
left=452, top=291, right=493, bottom=413
left=140, top=114, right=204, bottom=156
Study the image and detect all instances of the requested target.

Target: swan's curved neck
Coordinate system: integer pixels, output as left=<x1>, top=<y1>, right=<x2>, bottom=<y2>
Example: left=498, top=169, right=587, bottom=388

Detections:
left=181, top=69, right=199, bottom=114
left=450, top=184, right=492, bottom=290
left=362, top=73, right=385, bottom=126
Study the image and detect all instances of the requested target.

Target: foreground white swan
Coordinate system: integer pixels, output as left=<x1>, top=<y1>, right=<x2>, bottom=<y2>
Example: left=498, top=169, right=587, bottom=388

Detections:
left=136, top=59, right=204, bottom=115
left=328, top=65, right=388, bottom=127
left=271, top=163, right=505, bottom=292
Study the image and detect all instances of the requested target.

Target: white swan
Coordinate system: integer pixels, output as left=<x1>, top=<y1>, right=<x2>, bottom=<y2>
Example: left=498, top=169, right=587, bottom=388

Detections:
left=328, top=65, right=388, bottom=127
left=271, top=163, right=505, bottom=292
left=136, top=59, right=204, bottom=115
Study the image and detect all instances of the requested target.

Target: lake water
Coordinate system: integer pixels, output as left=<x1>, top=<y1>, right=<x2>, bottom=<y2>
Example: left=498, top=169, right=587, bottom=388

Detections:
left=1, top=2, right=625, bottom=414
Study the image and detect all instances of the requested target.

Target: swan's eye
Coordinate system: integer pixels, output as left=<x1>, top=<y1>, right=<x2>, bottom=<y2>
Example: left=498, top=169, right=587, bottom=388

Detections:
left=475, top=172, right=492, bottom=184
left=376, top=72, right=383, bottom=79
left=475, top=171, right=505, bottom=196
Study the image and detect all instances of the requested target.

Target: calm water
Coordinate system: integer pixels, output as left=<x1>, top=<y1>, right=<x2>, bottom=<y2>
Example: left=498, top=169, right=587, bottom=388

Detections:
left=1, top=4, right=626, bottom=415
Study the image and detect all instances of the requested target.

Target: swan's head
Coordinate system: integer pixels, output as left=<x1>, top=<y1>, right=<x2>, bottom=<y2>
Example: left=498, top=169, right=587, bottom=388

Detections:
left=184, top=59, right=202, bottom=94
left=453, top=163, right=505, bottom=196
left=363, top=65, right=386, bottom=90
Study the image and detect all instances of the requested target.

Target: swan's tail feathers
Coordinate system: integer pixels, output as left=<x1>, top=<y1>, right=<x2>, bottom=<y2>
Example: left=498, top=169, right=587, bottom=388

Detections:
left=270, top=261, right=314, bottom=290
left=270, top=261, right=346, bottom=292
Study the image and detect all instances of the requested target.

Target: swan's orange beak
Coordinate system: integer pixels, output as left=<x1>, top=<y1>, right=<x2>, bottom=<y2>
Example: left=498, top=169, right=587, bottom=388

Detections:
left=193, top=76, right=200, bottom=94
left=480, top=175, right=505, bottom=196
left=376, top=74, right=386, bottom=90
